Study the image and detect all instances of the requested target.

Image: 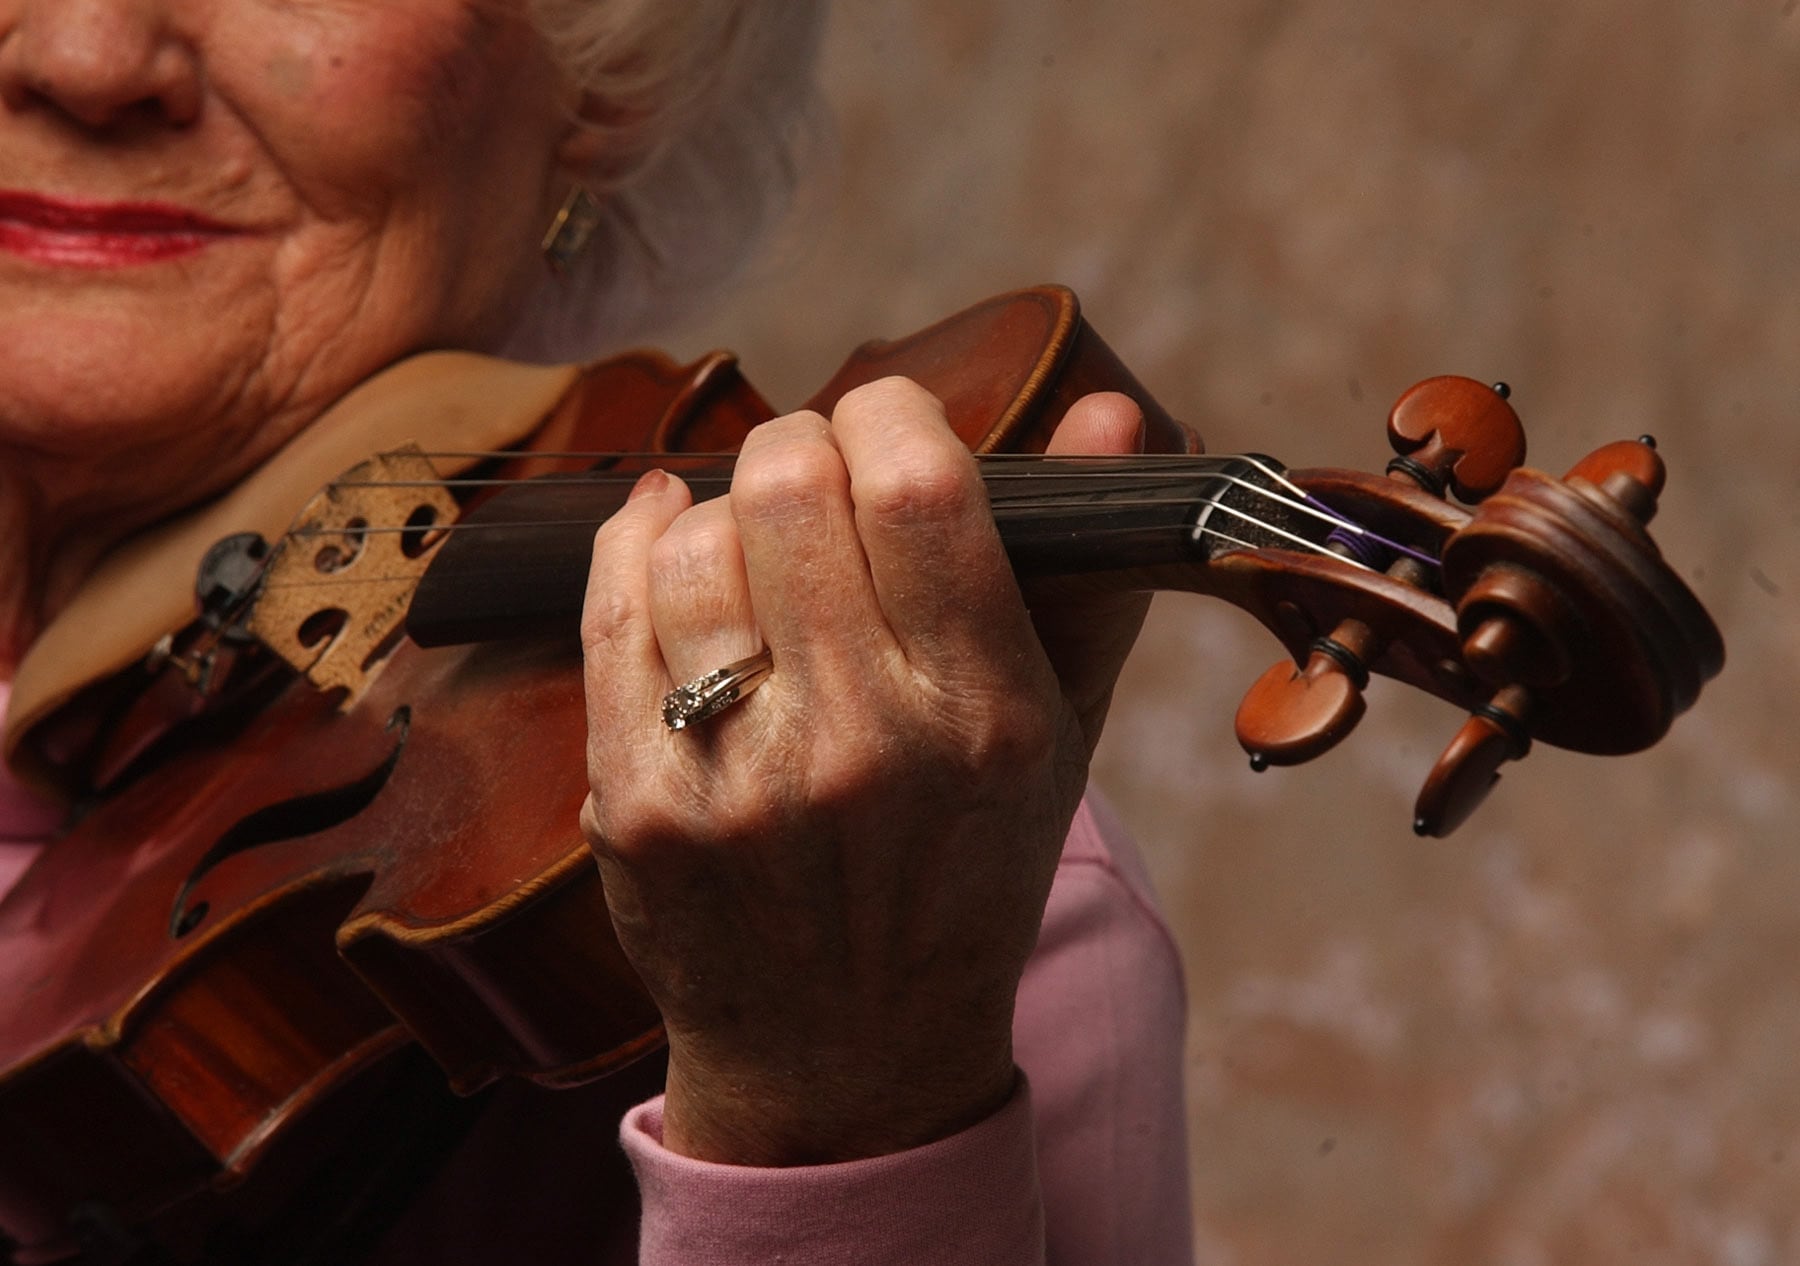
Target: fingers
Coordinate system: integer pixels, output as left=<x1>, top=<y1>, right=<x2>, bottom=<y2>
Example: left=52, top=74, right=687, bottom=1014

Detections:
left=1047, top=390, right=1144, bottom=457
left=728, top=380, right=1146, bottom=709
left=827, top=378, right=1040, bottom=686
left=1033, top=391, right=1153, bottom=750
left=585, top=465, right=775, bottom=783
left=728, top=408, right=886, bottom=685
left=583, top=382, right=1146, bottom=761
left=581, top=468, right=692, bottom=746
left=647, top=496, right=762, bottom=687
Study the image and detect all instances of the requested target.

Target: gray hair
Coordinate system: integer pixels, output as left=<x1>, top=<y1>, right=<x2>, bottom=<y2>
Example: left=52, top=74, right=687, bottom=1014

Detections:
left=508, top=1, right=829, bottom=360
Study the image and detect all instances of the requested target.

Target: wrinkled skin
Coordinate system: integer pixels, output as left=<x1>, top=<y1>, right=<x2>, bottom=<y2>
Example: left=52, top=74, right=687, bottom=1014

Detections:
left=581, top=379, right=1151, bottom=1164
left=0, top=0, right=588, bottom=668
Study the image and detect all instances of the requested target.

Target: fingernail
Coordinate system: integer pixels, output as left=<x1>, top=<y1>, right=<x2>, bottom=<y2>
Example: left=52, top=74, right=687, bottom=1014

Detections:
left=628, top=469, right=669, bottom=502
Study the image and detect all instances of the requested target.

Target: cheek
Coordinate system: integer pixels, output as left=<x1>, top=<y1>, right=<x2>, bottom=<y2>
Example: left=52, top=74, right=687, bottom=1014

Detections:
left=233, top=3, right=567, bottom=356
left=254, top=7, right=533, bottom=205
left=259, top=45, right=318, bottom=99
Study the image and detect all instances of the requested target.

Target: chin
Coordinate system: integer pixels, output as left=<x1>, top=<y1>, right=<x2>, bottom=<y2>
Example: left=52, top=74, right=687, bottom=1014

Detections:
left=0, top=308, right=266, bottom=467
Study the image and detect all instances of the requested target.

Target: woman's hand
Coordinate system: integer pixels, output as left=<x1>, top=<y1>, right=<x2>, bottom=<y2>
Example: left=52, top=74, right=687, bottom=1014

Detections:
left=578, top=378, right=1148, bottom=1165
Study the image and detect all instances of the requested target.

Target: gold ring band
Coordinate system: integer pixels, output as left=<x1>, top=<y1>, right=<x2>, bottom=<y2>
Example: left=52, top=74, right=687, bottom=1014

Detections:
left=661, top=649, right=774, bottom=731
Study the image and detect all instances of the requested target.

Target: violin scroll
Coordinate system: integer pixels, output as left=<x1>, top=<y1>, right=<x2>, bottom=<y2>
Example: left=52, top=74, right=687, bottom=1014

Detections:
left=1414, top=432, right=1721, bottom=833
left=1234, top=377, right=1722, bottom=836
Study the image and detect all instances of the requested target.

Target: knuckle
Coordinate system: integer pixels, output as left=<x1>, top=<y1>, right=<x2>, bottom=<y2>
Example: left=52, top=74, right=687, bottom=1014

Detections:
left=938, top=688, right=1060, bottom=782
left=833, top=382, right=974, bottom=527
left=754, top=407, right=832, bottom=438
left=858, top=447, right=977, bottom=527
left=836, top=375, right=945, bottom=424
left=583, top=771, right=685, bottom=860
left=579, top=569, right=640, bottom=656
left=736, top=409, right=830, bottom=465
left=649, top=513, right=738, bottom=586
left=805, top=735, right=887, bottom=815
left=577, top=792, right=612, bottom=849
left=587, top=728, right=803, bottom=860
left=581, top=511, right=653, bottom=654
left=710, top=790, right=786, bottom=846
left=966, top=717, right=1046, bottom=777
left=731, top=427, right=843, bottom=522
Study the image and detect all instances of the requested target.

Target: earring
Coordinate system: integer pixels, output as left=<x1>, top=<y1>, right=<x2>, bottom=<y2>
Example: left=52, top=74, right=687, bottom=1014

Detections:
left=541, top=185, right=602, bottom=274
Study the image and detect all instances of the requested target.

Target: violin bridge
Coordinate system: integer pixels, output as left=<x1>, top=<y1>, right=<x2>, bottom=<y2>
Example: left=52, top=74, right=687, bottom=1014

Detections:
left=245, top=444, right=459, bottom=710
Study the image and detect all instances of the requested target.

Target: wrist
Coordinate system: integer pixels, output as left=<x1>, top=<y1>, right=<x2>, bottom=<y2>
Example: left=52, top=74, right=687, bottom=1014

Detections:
left=659, top=1040, right=1018, bottom=1166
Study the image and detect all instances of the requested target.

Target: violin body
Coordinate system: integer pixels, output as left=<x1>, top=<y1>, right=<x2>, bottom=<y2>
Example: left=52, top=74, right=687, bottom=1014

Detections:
left=0, top=288, right=1720, bottom=1263
left=0, top=290, right=1191, bottom=1263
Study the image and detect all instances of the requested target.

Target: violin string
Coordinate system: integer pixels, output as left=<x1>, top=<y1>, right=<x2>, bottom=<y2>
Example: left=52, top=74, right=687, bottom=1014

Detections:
left=258, top=492, right=1373, bottom=593
left=332, top=451, right=1434, bottom=557
left=301, top=459, right=1260, bottom=535
left=982, top=471, right=1426, bottom=564
left=330, top=471, right=1238, bottom=489
left=257, top=451, right=1439, bottom=595
left=313, top=464, right=1435, bottom=569
left=385, top=450, right=1237, bottom=463
left=1229, top=455, right=1440, bottom=568
left=250, top=520, right=1365, bottom=594
left=324, top=458, right=1240, bottom=491
left=1192, top=492, right=1372, bottom=568
left=281, top=488, right=1315, bottom=545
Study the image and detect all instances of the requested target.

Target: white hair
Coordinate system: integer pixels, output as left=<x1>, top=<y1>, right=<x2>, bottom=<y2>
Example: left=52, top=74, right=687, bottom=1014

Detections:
left=507, top=2, right=829, bottom=360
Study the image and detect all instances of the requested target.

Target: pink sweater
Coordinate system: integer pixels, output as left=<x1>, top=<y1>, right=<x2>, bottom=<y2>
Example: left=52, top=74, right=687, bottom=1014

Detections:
left=0, top=680, right=1193, bottom=1264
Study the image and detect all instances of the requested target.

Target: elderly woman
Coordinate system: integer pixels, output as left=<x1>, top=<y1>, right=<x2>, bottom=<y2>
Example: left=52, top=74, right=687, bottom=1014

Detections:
left=0, top=2, right=1189, bottom=1263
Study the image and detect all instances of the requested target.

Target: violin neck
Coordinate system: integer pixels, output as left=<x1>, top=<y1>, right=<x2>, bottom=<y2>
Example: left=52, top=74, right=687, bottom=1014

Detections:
left=987, top=454, right=1263, bottom=576
left=404, top=453, right=1294, bottom=648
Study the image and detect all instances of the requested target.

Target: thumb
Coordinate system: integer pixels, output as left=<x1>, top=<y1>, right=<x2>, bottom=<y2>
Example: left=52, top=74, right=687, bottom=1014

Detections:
left=1032, top=393, right=1155, bottom=752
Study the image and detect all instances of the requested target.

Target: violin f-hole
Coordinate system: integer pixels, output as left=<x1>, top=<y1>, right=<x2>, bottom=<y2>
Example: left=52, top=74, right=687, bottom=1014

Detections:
left=169, top=706, right=414, bottom=939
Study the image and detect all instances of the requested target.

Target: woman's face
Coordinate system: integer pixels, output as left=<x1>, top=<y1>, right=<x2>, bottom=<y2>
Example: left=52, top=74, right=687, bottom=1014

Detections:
left=0, top=0, right=583, bottom=502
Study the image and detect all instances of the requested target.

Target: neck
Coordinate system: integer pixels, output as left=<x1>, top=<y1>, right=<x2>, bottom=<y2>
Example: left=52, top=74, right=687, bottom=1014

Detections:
left=0, top=471, right=54, bottom=682
left=0, top=458, right=181, bottom=684
left=0, top=383, right=327, bottom=686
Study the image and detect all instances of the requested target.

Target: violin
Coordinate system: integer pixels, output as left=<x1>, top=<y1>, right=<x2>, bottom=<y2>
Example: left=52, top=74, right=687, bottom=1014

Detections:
left=0, top=287, right=1721, bottom=1263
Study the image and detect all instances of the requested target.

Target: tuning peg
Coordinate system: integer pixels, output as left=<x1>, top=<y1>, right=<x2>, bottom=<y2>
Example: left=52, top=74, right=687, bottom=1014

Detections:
left=1386, top=377, right=1527, bottom=503
left=1237, top=619, right=1374, bottom=768
left=1413, top=684, right=1533, bottom=836
left=1563, top=436, right=1665, bottom=526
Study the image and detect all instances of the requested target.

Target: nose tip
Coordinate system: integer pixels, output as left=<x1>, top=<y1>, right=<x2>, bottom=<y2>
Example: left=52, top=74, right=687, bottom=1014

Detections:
left=0, top=6, right=202, bottom=131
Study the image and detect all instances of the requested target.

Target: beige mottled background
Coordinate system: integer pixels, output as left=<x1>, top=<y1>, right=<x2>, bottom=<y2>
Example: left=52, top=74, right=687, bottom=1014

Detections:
left=664, top=4, right=1799, bottom=1263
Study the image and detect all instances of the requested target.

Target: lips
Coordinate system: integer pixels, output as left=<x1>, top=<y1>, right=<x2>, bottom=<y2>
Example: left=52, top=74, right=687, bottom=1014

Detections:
left=0, top=191, right=243, bottom=266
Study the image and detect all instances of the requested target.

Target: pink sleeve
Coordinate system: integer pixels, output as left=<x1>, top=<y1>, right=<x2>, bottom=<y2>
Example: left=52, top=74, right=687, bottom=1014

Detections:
left=1018, top=792, right=1193, bottom=1264
left=624, top=790, right=1192, bottom=1266
left=623, top=1083, right=1044, bottom=1265
left=0, top=682, right=60, bottom=900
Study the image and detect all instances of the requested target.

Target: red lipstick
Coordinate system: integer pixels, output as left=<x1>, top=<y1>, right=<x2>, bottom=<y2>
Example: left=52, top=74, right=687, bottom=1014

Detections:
left=0, top=191, right=240, bottom=266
